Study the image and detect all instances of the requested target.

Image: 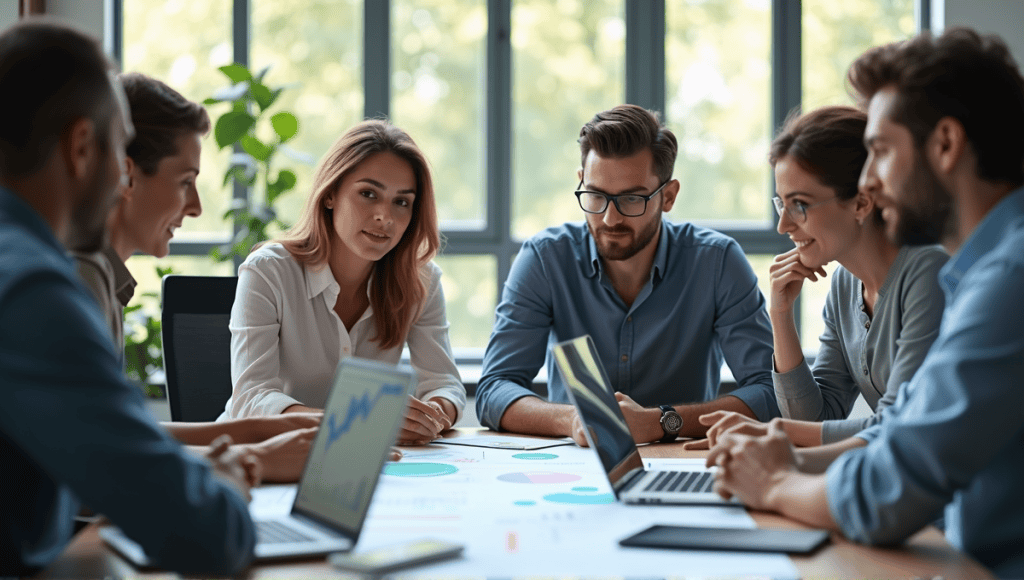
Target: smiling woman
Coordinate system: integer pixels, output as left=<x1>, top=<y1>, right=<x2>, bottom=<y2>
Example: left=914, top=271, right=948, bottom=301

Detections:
left=222, top=120, right=467, bottom=447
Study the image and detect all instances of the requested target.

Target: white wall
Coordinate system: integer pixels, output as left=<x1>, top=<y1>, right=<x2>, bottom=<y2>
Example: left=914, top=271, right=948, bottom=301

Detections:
left=932, top=0, right=1024, bottom=66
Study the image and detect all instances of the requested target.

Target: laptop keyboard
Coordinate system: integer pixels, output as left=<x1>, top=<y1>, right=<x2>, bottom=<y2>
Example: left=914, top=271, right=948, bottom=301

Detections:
left=643, top=470, right=714, bottom=493
left=256, top=520, right=317, bottom=544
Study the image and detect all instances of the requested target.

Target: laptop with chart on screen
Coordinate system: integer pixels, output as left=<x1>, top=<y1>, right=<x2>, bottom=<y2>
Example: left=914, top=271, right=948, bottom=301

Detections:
left=552, top=335, right=739, bottom=506
left=100, top=357, right=416, bottom=564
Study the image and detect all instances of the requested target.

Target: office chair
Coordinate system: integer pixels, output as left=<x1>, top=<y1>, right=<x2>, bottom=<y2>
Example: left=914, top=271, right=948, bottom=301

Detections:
left=161, top=275, right=238, bottom=422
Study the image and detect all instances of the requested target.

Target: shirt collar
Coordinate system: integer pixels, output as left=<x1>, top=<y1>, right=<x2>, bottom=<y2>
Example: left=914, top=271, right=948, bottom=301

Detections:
left=0, top=185, right=66, bottom=256
left=939, top=185, right=1024, bottom=296
left=103, top=247, right=137, bottom=307
left=304, top=260, right=376, bottom=302
left=583, top=218, right=669, bottom=282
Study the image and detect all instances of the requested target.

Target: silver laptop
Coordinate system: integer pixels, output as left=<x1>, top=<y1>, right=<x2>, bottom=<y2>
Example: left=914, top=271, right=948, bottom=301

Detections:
left=100, top=357, right=416, bottom=564
left=552, top=335, right=738, bottom=506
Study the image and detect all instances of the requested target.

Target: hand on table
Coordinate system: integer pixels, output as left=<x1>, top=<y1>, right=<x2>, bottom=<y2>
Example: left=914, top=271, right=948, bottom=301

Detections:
left=706, top=421, right=798, bottom=511
left=245, top=427, right=317, bottom=483
left=614, top=392, right=662, bottom=443
left=205, top=434, right=260, bottom=501
left=397, top=396, right=454, bottom=445
left=682, top=410, right=769, bottom=450
left=769, top=248, right=828, bottom=314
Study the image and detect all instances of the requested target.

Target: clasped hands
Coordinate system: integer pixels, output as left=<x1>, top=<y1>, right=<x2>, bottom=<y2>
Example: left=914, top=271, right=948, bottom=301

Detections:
left=686, top=411, right=801, bottom=510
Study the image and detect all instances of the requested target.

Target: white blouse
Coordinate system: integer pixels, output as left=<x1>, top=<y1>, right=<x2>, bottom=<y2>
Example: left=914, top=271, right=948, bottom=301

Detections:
left=221, top=243, right=466, bottom=420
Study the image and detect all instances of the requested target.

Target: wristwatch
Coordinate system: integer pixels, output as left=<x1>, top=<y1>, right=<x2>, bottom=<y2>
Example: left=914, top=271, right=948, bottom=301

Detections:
left=658, top=405, right=683, bottom=443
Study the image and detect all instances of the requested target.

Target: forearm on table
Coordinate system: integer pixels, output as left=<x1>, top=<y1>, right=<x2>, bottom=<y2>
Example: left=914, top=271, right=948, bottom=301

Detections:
left=677, top=396, right=755, bottom=438
left=796, top=437, right=867, bottom=473
left=767, top=471, right=841, bottom=531
left=498, top=396, right=574, bottom=437
left=164, top=420, right=260, bottom=446
left=283, top=403, right=321, bottom=414
left=780, top=419, right=824, bottom=447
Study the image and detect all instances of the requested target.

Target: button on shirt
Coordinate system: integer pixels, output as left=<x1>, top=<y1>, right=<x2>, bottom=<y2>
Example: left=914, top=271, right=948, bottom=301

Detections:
left=0, top=187, right=255, bottom=576
left=476, top=221, right=779, bottom=430
left=222, top=244, right=466, bottom=419
left=826, top=187, right=1024, bottom=578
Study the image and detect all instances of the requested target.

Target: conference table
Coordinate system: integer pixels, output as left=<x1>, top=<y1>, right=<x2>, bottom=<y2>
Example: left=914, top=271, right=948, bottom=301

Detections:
left=37, top=428, right=994, bottom=579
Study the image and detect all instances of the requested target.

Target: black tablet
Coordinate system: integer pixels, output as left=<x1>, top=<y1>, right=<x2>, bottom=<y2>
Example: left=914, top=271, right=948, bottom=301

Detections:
left=619, top=524, right=830, bottom=554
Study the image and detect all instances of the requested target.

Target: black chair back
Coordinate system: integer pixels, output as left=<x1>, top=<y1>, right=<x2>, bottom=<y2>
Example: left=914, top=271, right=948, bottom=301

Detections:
left=161, top=275, right=238, bottom=422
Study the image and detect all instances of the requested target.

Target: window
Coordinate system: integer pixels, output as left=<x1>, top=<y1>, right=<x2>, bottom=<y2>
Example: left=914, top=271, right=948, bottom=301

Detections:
left=119, top=0, right=922, bottom=358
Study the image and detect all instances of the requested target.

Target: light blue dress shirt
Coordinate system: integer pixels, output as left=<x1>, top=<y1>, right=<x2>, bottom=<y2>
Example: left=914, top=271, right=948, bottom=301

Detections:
left=0, top=186, right=255, bottom=575
left=476, top=220, right=779, bottom=430
left=826, top=186, right=1024, bottom=578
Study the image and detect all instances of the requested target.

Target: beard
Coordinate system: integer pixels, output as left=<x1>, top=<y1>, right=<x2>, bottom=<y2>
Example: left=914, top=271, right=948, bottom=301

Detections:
left=590, top=208, right=662, bottom=262
left=889, top=150, right=956, bottom=247
left=66, top=153, right=119, bottom=253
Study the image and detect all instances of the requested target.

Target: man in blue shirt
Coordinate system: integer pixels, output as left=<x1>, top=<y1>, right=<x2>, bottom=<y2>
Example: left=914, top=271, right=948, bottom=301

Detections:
left=706, top=28, right=1024, bottom=578
left=476, top=104, right=779, bottom=444
left=0, top=20, right=255, bottom=575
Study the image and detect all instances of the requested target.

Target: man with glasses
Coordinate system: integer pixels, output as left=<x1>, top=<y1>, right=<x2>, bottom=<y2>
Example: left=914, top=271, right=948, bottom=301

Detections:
left=476, top=104, right=779, bottom=444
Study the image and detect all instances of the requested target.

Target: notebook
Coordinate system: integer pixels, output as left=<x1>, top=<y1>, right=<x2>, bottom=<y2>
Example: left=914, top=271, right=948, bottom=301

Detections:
left=100, top=357, right=416, bottom=564
left=552, top=335, right=739, bottom=506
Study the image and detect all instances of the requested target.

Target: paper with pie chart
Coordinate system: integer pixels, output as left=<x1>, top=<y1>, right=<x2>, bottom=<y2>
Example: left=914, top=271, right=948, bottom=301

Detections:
left=348, top=439, right=796, bottom=578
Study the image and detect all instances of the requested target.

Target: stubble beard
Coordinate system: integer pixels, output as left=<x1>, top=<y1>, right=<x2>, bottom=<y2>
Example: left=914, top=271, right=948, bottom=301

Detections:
left=591, top=208, right=662, bottom=262
left=890, top=149, right=956, bottom=247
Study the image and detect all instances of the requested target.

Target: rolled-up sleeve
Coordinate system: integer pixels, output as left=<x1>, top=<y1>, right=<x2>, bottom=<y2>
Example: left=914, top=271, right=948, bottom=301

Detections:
left=1, top=273, right=255, bottom=575
left=407, top=263, right=466, bottom=421
left=476, top=241, right=553, bottom=430
left=712, top=240, right=780, bottom=421
left=825, top=259, right=1024, bottom=548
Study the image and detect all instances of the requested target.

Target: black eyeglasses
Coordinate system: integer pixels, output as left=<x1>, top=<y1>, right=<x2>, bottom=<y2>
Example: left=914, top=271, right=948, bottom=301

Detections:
left=575, top=179, right=669, bottom=217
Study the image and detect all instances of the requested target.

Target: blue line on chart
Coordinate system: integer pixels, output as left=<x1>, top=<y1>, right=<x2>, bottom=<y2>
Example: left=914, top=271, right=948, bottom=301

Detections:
left=326, top=383, right=404, bottom=451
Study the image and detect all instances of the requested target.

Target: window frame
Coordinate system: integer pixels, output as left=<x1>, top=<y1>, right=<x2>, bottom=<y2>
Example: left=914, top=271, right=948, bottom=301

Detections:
left=114, top=0, right=931, bottom=358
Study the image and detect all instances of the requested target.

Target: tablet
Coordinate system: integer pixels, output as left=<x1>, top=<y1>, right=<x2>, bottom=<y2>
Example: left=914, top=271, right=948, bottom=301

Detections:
left=619, top=525, right=830, bottom=554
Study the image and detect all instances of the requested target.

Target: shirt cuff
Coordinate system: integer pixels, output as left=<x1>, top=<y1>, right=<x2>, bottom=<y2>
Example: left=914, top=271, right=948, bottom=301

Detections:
left=772, top=362, right=820, bottom=420
left=822, top=418, right=871, bottom=444
left=728, top=383, right=781, bottom=421
left=476, top=381, right=542, bottom=431
left=255, top=391, right=304, bottom=416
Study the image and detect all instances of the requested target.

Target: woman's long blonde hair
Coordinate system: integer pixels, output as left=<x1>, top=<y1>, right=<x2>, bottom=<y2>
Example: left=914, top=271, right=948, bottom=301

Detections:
left=278, top=120, right=440, bottom=350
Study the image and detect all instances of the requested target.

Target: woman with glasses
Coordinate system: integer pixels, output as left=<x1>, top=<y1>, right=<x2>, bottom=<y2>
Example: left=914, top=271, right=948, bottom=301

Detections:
left=691, top=105, right=947, bottom=450
left=222, top=120, right=466, bottom=446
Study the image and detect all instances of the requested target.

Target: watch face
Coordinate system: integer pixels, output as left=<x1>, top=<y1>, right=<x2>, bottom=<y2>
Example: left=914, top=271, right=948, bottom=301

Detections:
left=662, top=412, right=683, bottom=433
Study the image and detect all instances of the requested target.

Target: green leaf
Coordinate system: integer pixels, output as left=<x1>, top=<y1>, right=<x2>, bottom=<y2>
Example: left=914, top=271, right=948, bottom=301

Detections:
left=219, top=63, right=253, bottom=83
left=267, top=169, right=297, bottom=204
left=265, top=87, right=284, bottom=110
left=250, top=82, right=273, bottom=112
left=270, top=112, right=298, bottom=142
left=214, top=112, right=256, bottom=149
left=240, top=134, right=273, bottom=162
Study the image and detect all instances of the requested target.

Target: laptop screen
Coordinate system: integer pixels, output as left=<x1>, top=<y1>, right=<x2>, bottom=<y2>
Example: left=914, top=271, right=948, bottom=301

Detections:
left=292, top=358, right=414, bottom=535
left=552, top=335, right=643, bottom=487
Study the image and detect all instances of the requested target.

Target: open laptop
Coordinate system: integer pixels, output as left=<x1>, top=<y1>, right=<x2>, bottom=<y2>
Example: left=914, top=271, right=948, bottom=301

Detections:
left=100, top=357, right=416, bottom=564
left=552, top=335, right=738, bottom=506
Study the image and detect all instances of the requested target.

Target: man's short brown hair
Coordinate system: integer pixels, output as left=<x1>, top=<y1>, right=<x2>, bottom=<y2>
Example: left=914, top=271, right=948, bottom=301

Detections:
left=120, top=72, right=210, bottom=175
left=578, top=104, right=677, bottom=183
left=0, top=19, right=116, bottom=178
left=848, top=27, right=1024, bottom=186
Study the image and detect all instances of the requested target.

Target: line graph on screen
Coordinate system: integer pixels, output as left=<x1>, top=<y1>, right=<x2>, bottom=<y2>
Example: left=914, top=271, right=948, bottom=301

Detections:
left=325, top=382, right=405, bottom=452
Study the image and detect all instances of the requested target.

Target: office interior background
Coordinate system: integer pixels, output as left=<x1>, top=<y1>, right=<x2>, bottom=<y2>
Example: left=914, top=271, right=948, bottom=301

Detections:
left=4, top=0, right=1023, bottom=415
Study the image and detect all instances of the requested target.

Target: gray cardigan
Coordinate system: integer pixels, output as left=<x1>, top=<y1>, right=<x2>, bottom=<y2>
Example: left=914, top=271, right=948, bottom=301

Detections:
left=773, top=245, right=948, bottom=443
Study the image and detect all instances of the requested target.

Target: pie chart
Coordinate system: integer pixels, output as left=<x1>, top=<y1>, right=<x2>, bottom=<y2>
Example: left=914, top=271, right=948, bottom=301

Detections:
left=496, top=471, right=582, bottom=484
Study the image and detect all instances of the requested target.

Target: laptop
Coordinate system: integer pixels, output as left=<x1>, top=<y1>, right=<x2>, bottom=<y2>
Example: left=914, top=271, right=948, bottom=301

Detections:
left=100, top=357, right=416, bottom=564
left=552, top=335, right=739, bottom=506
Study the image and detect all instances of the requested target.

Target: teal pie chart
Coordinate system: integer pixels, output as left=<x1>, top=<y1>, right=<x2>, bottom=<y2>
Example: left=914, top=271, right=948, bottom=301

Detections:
left=512, top=453, right=559, bottom=460
left=383, top=462, right=458, bottom=477
left=543, top=486, right=615, bottom=505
